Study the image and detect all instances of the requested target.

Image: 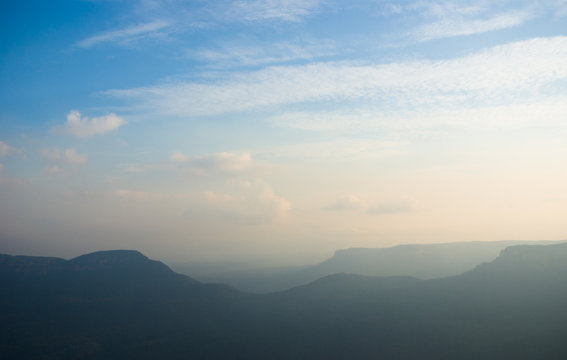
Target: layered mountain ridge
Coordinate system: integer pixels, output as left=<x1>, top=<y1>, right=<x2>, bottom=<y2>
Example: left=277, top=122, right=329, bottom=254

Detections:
left=1, top=242, right=566, bottom=359
left=173, top=240, right=563, bottom=292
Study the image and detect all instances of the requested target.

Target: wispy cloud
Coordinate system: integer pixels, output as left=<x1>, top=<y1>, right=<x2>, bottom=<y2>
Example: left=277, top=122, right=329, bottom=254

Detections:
left=190, top=39, right=336, bottom=67
left=52, top=110, right=126, bottom=137
left=257, top=139, right=408, bottom=161
left=74, top=1, right=322, bottom=51
left=106, top=36, right=567, bottom=118
left=76, top=20, right=171, bottom=48
left=557, top=0, right=567, bottom=17
left=412, top=9, right=533, bottom=41
left=220, top=0, right=323, bottom=23
left=379, top=0, right=545, bottom=42
left=269, top=110, right=379, bottom=131
left=269, top=96, right=567, bottom=133
left=325, top=195, right=367, bottom=211
left=171, top=151, right=254, bottom=174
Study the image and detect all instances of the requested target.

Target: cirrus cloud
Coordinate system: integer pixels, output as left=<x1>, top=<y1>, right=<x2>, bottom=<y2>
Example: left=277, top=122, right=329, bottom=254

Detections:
left=221, top=0, right=323, bottom=23
left=76, top=20, right=171, bottom=48
left=105, top=36, right=567, bottom=119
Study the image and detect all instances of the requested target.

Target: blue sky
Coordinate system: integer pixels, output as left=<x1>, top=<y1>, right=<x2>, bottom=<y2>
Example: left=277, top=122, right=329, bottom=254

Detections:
left=1, top=0, right=567, bottom=263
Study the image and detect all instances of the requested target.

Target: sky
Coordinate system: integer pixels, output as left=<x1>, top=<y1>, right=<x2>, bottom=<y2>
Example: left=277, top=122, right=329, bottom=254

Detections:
left=1, top=0, right=567, bottom=265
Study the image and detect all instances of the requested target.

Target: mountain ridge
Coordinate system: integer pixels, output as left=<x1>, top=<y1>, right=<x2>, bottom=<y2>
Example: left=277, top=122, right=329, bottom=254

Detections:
left=2, top=242, right=567, bottom=359
left=173, top=240, right=564, bottom=293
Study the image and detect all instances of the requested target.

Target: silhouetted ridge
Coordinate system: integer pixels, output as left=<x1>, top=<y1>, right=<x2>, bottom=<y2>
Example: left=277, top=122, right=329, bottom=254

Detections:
left=0, top=254, right=67, bottom=276
left=69, top=249, right=174, bottom=274
left=71, top=249, right=147, bottom=264
left=0, top=250, right=180, bottom=280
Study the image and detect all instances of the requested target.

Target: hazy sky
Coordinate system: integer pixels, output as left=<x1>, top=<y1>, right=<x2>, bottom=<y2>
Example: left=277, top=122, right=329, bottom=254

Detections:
left=1, top=0, right=567, bottom=264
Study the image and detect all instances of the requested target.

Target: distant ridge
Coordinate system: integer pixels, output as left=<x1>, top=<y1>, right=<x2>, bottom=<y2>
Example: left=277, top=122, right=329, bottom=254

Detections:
left=174, top=240, right=564, bottom=293
left=308, top=240, right=564, bottom=279
left=468, top=242, right=567, bottom=278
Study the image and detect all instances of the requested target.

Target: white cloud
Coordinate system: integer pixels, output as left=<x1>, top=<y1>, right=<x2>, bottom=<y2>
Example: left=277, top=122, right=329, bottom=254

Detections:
left=106, top=36, right=567, bottom=118
left=52, top=110, right=126, bottom=137
left=222, top=0, right=322, bottom=22
left=76, top=20, right=171, bottom=48
left=110, top=180, right=291, bottom=225
left=64, top=149, right=88, bottom=165
left=172, top=151, right=254, bottom=174
left=202, top=180, right=291, bottom=224
left=325, top=195, right=367, bottom=211
left=40, top=148, right=88, bottom=166
left=0, top=163, right=3, bottom=172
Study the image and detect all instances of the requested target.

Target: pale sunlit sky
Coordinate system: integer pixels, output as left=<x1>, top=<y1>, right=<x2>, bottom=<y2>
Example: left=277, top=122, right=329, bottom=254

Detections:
left=1, top=0, right=567, bottom=264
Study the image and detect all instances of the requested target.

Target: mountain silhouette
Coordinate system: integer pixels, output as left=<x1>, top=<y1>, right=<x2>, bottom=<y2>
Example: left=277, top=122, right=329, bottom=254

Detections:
left=2, top=243, right=567, bottom=359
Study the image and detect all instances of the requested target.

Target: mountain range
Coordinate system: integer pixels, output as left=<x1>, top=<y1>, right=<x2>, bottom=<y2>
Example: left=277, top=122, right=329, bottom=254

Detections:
left=2, top=242, right=567, bottom=359
left=172, top=240, right=562, bottom=292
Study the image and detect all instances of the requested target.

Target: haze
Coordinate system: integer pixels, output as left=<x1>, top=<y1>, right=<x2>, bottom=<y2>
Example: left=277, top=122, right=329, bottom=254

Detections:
left=1, top=0, right=567, bottom=264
